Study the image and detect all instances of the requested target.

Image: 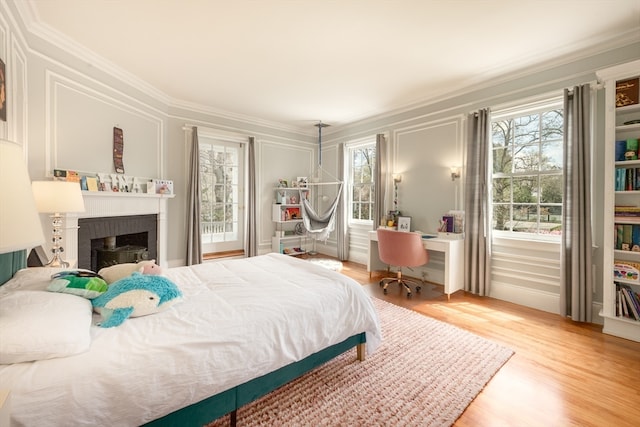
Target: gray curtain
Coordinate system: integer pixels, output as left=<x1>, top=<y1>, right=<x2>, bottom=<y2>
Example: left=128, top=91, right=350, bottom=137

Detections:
left=561, top=84, right=593, bottom=322
left=336, top=143, right=349, bottom=260
left=374, top=134, right=388, bottom=229
left=244, top=136, right=258, bottom=257
left=186, top=126, right=202, bottom=265
left=464, top=109, right=491, bottom=296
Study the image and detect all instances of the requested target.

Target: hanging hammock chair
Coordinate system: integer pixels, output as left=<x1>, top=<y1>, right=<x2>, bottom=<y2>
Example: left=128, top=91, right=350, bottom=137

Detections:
left=299, top=183, right=343, bottom=242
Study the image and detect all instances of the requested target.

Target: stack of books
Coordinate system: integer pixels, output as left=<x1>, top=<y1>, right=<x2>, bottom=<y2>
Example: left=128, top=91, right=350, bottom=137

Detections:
left=614, top=206, right=640, bottom=250
left=616, top=282, right=640, bottom=321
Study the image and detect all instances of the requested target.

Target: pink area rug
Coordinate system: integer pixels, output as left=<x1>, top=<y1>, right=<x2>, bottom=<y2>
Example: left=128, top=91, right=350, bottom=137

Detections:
left=208, top=297, right=513, bottom=426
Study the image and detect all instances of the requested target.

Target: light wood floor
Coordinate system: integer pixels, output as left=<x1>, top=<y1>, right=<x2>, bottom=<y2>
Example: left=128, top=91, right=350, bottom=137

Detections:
left=334, top=259, right=640, bottom=427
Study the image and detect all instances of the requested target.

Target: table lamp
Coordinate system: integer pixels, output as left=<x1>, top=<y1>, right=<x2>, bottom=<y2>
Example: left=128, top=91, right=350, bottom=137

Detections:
left=32, top=180, right=85, bottom=267
left=0, top=139, right=45, bottom=255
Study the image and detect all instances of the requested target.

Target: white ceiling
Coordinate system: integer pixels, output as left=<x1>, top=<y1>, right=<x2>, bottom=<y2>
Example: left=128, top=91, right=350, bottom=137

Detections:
left=20, top=0, right=640, bottom=132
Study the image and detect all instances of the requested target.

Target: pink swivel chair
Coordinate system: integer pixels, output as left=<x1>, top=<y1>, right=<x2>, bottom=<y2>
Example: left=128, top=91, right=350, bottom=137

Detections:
left=377, top=228, right=429, bottom=297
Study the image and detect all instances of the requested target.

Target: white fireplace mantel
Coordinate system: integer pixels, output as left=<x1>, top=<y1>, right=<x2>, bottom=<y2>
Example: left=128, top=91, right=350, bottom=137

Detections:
left=51, top=192, right=175, bottom=268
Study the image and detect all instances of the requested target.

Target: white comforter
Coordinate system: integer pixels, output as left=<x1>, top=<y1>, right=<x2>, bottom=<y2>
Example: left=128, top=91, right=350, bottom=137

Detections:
left=0, top=254, right=381, bottom=426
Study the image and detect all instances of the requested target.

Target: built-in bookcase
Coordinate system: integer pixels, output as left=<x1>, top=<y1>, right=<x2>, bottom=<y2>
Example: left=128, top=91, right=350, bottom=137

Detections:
left=598, top=60, right=640, bottom=342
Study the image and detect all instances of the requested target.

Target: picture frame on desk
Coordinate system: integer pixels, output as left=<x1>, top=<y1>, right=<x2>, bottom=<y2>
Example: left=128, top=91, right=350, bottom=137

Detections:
left=397, top=216, right=411, bottom=232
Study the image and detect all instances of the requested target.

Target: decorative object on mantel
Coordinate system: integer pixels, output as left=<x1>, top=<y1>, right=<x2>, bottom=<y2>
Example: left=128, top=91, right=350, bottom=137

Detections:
left=154, top=179, right=174, bottom=195
left=31, top=180, right=86, bottom=268
left=113, top=126, right=125, bottom=173
left=53, top=169, right=171, bottom=195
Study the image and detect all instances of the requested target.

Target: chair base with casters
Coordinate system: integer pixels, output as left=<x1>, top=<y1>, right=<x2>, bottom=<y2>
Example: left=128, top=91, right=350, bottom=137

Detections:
left=379, top=269, right=424, bottom=297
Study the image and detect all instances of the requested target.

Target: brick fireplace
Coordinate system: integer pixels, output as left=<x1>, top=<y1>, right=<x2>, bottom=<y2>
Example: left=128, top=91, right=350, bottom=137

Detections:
left=78, top=214, right=158, bottom=271
left=55, top=192, right=172, bottom=269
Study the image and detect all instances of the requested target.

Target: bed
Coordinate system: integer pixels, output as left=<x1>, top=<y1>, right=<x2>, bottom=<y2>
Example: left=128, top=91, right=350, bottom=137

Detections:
left=0, top=253, right=381, bottom=426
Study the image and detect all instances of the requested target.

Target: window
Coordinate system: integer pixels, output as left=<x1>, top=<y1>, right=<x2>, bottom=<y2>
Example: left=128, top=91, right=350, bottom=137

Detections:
left=349, top=142, right=376, bottom=222
left=491, top=98, right=563, bottom=237
left=199, top=137, right=244, bottom=253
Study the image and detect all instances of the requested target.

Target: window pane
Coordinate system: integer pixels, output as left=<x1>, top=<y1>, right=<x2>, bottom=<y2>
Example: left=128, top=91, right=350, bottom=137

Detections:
left=492, top=204, right=510, bottom=231
left=513, top=145, right=539, bottom=172
left=512, top=176, right=538, bottom=203
left=492, top=121, right=510, bottom=148
left=514, top=115, right=539, bottom=145
left=493, top=177, right=511, bottom=203
left=540, top=205, right=562, bottom=234
left=541, top=140, right=563, bottom=171
left=493, top=148, right=512, bottom=174
left=540, top=175, right=563, bottom=203
left=541, top=110, right=563, bottom=141
left=512, top=205, right=538, bottom=233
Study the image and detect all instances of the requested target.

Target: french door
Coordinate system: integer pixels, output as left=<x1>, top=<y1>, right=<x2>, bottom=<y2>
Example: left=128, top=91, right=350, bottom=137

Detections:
left=199, top=137, right=244, bottom=253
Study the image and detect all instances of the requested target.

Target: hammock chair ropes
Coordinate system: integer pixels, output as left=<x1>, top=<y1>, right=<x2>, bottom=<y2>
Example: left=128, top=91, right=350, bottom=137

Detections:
left=299, top=183, right=343, bottom=242
left=298, top=120, right=344, bottom=243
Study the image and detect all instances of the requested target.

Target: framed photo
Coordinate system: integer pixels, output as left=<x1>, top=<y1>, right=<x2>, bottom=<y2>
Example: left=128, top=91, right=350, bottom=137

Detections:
left=296, top=176, right=308, bottom=188
left=397, top=216, right=411, bottom=232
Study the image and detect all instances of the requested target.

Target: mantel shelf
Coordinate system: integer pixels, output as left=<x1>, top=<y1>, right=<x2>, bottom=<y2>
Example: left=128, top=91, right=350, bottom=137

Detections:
left=82, top=191, right=175, bottom=199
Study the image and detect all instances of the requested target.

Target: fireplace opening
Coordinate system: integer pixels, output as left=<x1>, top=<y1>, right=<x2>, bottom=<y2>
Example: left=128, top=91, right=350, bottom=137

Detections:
left=78, top=215, right=158, bottom=271
left=95, top=233, right=150, bottom=270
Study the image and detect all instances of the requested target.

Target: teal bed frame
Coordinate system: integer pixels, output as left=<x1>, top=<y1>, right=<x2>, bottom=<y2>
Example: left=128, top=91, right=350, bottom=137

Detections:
left=0, top=251, right=366, bottom=427
left=144, top=333, right=366, bottom=427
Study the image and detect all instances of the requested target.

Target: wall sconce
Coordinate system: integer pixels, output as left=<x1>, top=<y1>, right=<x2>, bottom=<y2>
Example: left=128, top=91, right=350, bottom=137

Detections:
left=450, top=166, right=461, bottom=181
left=392, top=174, right=402, bottom=212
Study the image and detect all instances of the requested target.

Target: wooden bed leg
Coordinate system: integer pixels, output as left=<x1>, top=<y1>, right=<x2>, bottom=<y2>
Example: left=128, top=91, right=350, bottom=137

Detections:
left=356, top=343, right=366, bottom=361
left=229, top=409, right=237, bottom=427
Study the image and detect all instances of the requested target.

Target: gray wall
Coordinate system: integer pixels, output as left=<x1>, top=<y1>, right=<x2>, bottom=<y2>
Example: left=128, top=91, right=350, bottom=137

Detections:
left=3, top=1, right=640, bottom=320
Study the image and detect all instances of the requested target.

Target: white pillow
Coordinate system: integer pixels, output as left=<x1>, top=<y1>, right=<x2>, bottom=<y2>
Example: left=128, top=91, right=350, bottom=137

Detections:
left=0, top=290, right=93, bottom=364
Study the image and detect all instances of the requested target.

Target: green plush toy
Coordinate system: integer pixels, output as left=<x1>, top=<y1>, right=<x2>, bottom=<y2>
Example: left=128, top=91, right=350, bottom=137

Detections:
left=48, top=270, right=109, bottom=299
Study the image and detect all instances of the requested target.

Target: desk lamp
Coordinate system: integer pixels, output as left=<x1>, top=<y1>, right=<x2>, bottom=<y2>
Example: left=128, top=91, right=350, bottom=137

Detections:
left=32, top=180, right=85, bottom=267
left=0, top=139, right=45, bottom=256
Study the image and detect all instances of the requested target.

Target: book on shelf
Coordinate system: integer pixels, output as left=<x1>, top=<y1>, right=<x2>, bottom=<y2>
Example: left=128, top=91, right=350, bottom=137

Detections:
left=614, top=216, right=640, bottom=223
left=614, top=260, right=640, bottom=282
left=613, top=225, right=640, bottom=250
left=615, top=168, right=640, bottom=191
left=614, top=205, right=640, bottom=214
left=617, top=283, right=640, bottom=320
left=616, top=77, right=639, bottom=108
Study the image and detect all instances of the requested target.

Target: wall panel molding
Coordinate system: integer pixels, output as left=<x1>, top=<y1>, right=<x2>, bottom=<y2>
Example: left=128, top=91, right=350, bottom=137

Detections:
left=45, top=70, right=164, bottom=178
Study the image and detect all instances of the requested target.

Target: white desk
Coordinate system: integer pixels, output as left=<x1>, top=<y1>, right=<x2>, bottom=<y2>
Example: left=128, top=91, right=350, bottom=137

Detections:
left=367, top=230, right=464, bottom=300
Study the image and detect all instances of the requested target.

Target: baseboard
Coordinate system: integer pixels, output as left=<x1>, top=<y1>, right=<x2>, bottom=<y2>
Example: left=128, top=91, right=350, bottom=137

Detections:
left=491, top=281, right=605, bottom=324
left=490, top=281, right=560, bottom=315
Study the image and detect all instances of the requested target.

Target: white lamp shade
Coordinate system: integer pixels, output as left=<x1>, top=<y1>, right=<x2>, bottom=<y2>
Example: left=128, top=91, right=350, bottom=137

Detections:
left=0, top=140, right=45, bottom=253
left=32, top=181, right=86, bottom=214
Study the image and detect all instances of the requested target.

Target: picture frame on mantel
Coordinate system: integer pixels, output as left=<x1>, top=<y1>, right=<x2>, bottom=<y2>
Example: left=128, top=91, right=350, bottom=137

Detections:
left=397, top=216, right=411, bottom=232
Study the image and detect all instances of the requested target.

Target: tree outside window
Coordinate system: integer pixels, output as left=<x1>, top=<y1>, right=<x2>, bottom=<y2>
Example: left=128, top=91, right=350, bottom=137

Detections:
left=350, top=144, right=376, bottom=222
left=491, top=104, right=563, bottom=237
left=200, top=142, right=240, bottom=246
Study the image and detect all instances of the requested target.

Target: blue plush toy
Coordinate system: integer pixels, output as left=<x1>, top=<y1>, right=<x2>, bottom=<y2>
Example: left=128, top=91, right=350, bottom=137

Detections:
left=92, top=272, right=182, bottom=328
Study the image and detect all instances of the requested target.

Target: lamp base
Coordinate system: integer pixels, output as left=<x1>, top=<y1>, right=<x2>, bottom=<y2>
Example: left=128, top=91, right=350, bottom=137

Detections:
left=45, top=253, right=69, bottom=268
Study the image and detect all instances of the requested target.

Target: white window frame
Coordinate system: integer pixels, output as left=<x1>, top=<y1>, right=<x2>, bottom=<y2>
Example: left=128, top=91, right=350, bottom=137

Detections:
left=347, top=137, right=376, bottom=225
left=490, top=96, right=564, bottom=242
